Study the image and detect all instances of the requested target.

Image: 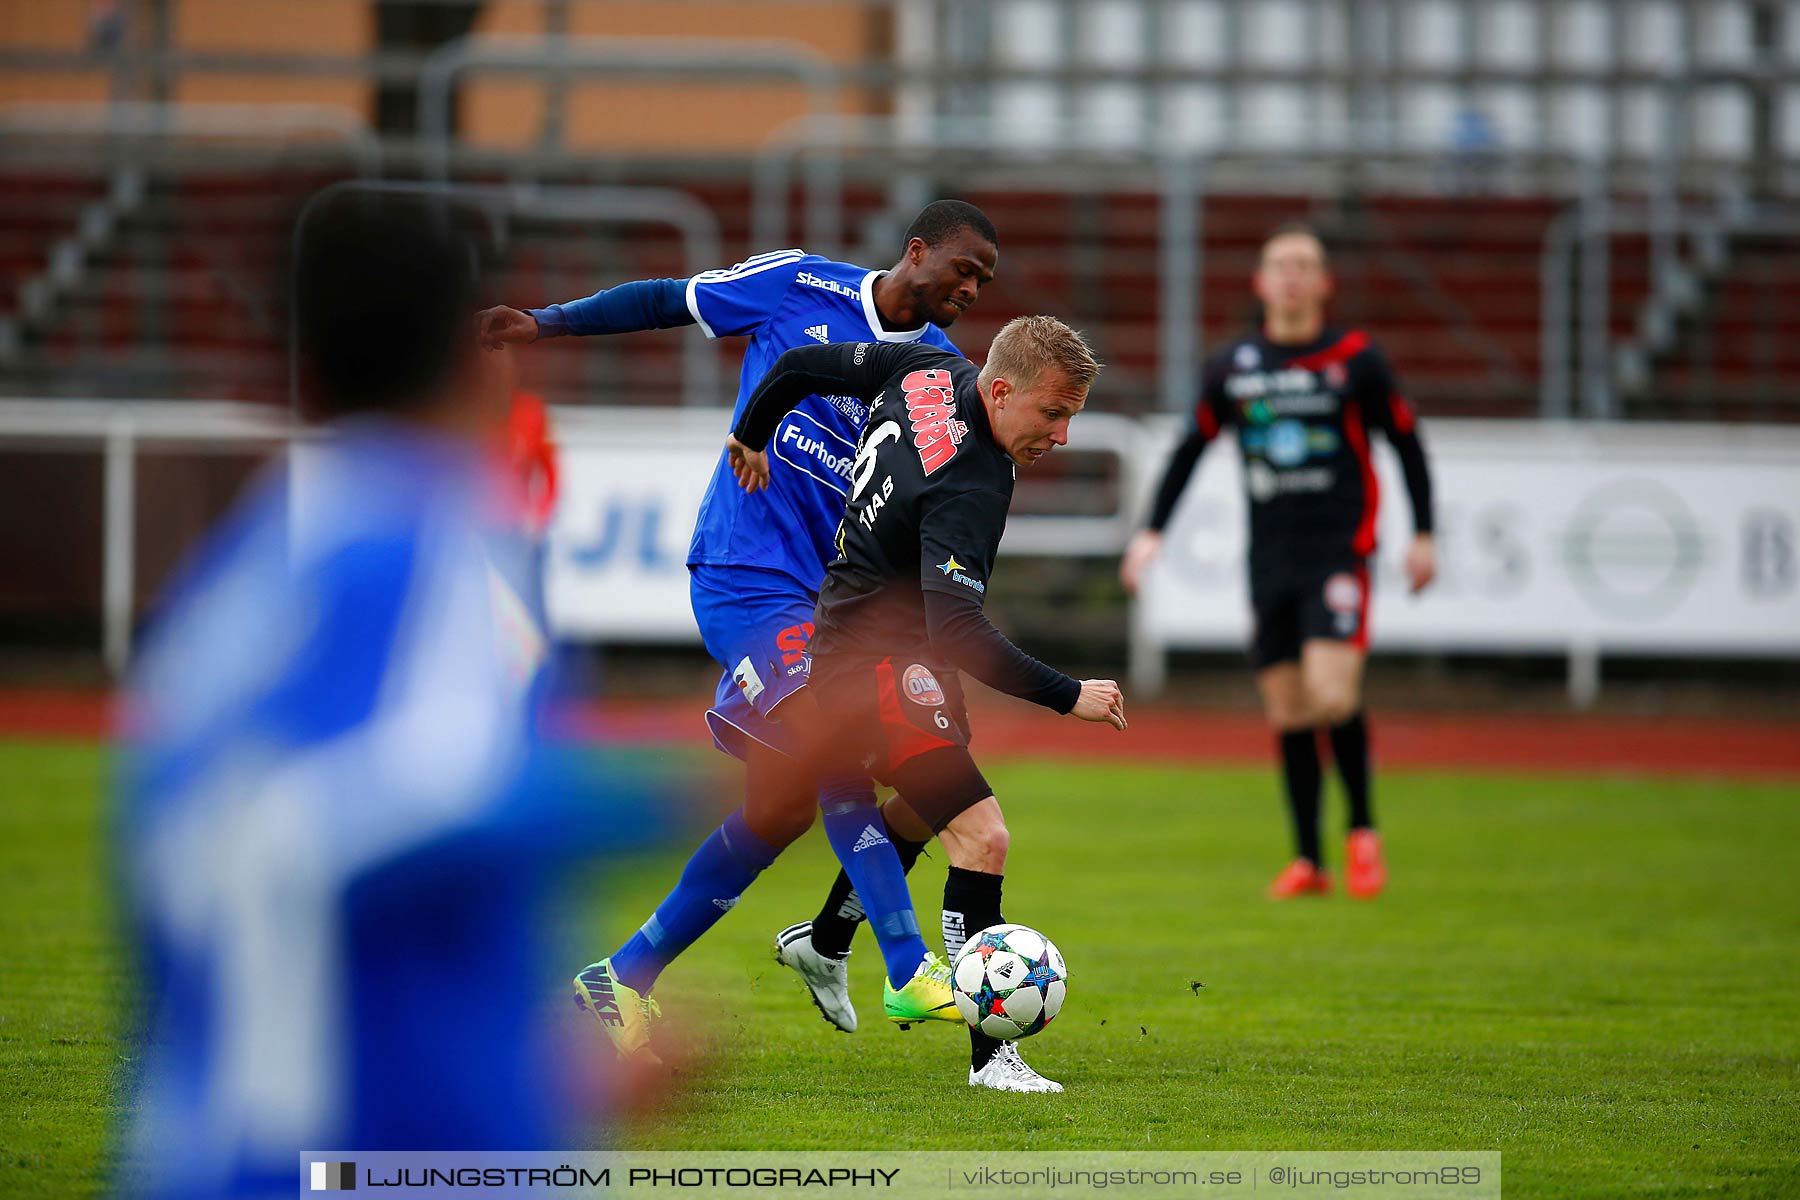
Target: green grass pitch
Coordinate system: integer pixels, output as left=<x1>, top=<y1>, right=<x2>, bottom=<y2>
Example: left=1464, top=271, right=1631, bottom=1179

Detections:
left=3, top=740, right=1797, bottom=1197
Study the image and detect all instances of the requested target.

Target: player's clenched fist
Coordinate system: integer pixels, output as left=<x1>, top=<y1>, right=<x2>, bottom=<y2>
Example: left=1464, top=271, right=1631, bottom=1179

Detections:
left=476, top=305, right=539, bottom=349
left=1072, top=678, right=1127, bottom=730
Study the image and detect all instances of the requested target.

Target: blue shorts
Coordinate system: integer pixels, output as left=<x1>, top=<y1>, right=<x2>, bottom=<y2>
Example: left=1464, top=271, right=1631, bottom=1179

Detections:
left=690, top=564, right=818, bottom=762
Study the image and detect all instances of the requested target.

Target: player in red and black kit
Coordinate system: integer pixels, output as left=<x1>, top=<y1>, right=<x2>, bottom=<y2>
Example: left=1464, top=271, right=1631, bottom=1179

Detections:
left=727, top=315, right=1126, bottom=1092
left=1121, top=225, right=1436, bottom=899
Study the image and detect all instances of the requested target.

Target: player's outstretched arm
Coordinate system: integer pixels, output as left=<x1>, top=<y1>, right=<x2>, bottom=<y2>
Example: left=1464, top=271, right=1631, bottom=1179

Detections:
left=919, top=587, right=1082, bottom=709
left=480, top=277, right=697, bottom=349
left=925, top=592, right=1126, bottom=731
left=914, top=487, right=1103, bottom=720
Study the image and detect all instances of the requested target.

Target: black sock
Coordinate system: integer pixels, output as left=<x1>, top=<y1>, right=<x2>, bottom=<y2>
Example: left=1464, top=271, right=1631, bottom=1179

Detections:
left=808, top=813, right=927, bottom=959
left=1329, top=711, right=1373, bottom=831
left=943, top=866, right=1006, bottom=1070
left=1278, top=729, right=1323, bottom=866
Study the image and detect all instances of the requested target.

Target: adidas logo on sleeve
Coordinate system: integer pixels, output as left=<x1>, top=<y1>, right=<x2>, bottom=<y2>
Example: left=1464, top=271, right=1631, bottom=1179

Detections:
left=805, top=324, right=830, bottom=343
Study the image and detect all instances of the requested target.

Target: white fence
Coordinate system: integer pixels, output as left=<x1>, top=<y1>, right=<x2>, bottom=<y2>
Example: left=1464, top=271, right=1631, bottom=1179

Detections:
left=2, top=402, right=1796, bottom=706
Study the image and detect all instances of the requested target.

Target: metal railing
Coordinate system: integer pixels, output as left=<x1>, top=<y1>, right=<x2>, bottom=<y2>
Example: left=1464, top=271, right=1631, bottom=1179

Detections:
left=7, top=103, right=1760, bottom=423
left=1540, top=202, right=1800, bottom=419
left=752, top=115, right=1614, bottom=413
left=0, top=101, right=387, bottom=375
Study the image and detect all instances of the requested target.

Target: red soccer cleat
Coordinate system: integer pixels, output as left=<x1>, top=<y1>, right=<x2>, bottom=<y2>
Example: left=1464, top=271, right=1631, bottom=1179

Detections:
left=1267, top=858, right=1332, bottom=899
left=1345, top=828, right=1387, bottom=899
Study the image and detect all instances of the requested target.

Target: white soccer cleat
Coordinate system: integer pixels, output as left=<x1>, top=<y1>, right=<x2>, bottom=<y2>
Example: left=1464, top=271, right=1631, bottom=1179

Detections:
left=969, top=1042, right=1063, bottom=1093
left=773, top=921, right=857, bottom=1033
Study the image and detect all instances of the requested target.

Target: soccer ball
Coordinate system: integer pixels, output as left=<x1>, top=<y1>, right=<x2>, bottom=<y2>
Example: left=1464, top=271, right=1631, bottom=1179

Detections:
left=950, top=924, right=1067, bottom=1040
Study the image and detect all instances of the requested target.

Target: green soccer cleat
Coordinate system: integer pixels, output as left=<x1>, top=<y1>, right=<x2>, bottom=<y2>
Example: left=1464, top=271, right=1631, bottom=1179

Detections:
left=881, top=951, right=961, bottom=1030
left=573, top=958, right=663, bottom=1065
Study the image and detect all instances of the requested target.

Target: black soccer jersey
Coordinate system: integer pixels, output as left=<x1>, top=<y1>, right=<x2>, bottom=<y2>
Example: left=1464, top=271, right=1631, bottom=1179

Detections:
left=1146, top=327, right=1433, bottom=574
left=732, top=341, right=1080, bottom=713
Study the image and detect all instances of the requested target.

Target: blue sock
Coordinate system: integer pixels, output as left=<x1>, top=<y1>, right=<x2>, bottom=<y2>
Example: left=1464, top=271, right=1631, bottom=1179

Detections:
left=817, top=775, right=929, bottom=988
left=608, top=808, right=779, bottom=994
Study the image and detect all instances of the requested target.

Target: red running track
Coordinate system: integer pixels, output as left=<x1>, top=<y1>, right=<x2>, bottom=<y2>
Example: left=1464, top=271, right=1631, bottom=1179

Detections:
left=16, top=690, right=1795, bottom=780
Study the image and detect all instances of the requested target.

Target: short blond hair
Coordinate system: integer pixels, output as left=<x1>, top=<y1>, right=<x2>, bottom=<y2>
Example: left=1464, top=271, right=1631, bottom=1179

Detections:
left=977, top=315, right=1101, bottom=398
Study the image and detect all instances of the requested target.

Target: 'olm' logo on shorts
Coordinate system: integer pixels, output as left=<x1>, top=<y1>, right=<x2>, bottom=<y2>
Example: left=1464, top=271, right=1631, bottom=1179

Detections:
left=902, top=664, right=945, bottom=707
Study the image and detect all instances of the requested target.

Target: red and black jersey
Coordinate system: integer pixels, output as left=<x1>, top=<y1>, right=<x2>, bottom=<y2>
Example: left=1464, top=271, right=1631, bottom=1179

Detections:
left=1146, top=327, right=1433, bottom=571
left=732, top=341, right=1079, bottom=714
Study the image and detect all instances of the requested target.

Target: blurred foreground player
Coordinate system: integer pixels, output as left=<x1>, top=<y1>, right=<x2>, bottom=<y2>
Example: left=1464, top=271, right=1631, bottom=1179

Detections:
left=727, top=317, right=1126, bottom=1090
left=1120, top=226, right=1436, bottom=899
left=116, top=195, right=661, bottom=1200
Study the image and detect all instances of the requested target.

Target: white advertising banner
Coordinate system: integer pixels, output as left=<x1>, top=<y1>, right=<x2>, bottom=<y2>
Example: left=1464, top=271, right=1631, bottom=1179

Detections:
left=543, top=410, right=1800, bottom=657
left=1142, top=420, right=1800, bottom=655
left=543, top=410, right=722, bottom=642
left=538, top=409, right=1146, bottom=643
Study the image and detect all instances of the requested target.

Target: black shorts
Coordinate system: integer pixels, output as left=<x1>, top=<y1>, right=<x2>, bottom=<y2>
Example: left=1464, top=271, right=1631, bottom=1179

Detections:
left=807, top=653, right=992, bottom=831
left=1248, top=558, right=1371, bottom=669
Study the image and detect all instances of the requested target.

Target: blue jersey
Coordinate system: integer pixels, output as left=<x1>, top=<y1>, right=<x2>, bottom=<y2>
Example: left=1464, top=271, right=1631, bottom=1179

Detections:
left=117, top=427, right=660, bottom=1198
left=685, top=250, right=959, bottom=590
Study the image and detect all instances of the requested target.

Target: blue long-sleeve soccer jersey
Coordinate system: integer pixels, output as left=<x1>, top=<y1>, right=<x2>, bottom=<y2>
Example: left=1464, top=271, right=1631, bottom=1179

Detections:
left=680, top=251, right=959, bottom=590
